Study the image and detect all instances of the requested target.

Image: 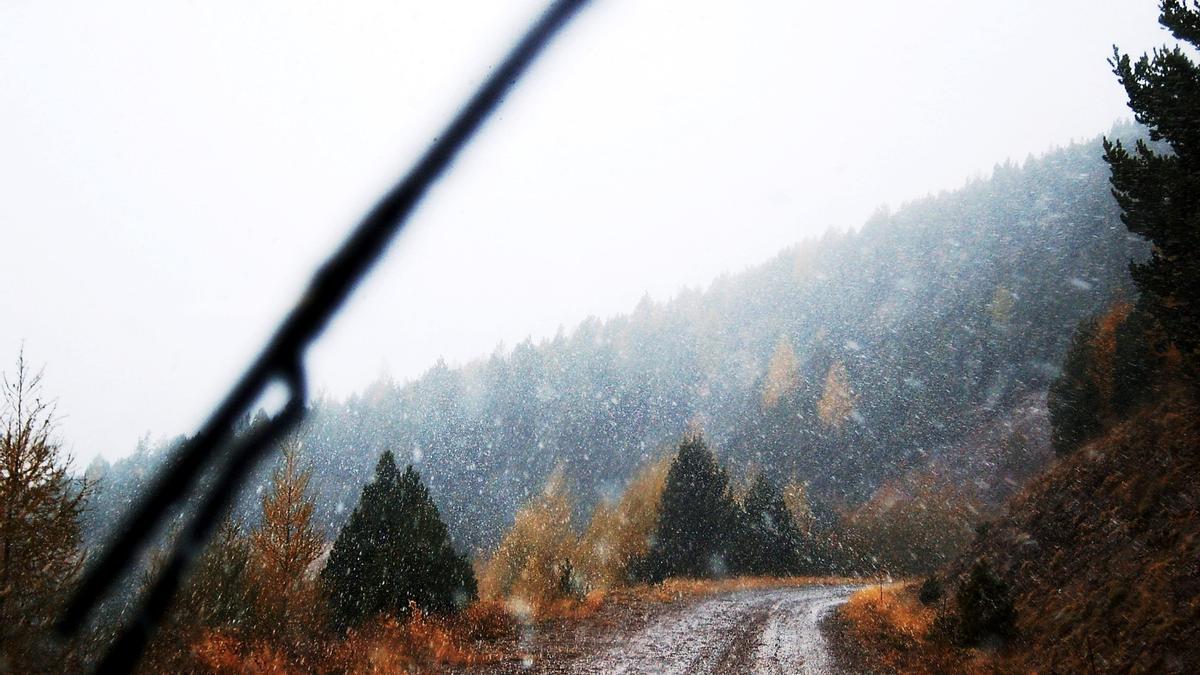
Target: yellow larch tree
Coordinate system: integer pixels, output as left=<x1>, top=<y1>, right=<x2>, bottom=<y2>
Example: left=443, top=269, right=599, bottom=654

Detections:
left=478, top=466, right=577, bottom=614
left=761, top=337, right=801, bottom=410
left=249, top=431, right=324, bottom=648
left=817, top=360, right=857, bottom=429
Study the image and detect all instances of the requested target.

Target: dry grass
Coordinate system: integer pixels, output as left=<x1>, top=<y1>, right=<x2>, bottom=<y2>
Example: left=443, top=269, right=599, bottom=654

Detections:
left=184, top=601, right=522, bottom=674
left=325, top=604, right=518, bottom=674
left=834, top=583, right=1002, bottom=674
left=639, top=575, right=859, bottom=603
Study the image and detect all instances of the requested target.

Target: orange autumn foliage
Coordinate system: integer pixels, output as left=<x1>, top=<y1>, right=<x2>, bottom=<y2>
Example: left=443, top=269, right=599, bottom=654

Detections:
left=575, top=454, right=671, bottom=591
left=190, top=631, right=292, bottom=674
left=836, top=584, right=979, bottom=674
left=761, top=337, right=800, bottom=410
left=188, top=600, right=520, bottom=674
left=477, top=467, right=577, bottom=613
left=1088, top=298, right=1133, bottom=417
left=326, top=603, right=510, bottom=673
left=248, top=434, right=324, bottom=645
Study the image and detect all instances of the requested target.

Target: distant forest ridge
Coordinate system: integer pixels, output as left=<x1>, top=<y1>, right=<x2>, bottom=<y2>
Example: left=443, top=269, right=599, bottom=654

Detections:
left=84, top=125, right=1148, bottom=553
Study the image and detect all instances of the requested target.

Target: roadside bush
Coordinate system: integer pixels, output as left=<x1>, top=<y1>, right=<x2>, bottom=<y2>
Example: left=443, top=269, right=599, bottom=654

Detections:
left=918, top=575, right=943, bottom=606
left=955, top=562, right=1016, bottom=646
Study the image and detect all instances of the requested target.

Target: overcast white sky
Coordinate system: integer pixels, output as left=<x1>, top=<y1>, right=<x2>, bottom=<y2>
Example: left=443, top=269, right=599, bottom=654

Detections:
left=0, top=0, right=1168, bottom=463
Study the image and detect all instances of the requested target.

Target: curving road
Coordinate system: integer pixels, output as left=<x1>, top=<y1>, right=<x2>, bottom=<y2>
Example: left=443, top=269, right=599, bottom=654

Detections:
left=569, top=585, right=859, bottom=675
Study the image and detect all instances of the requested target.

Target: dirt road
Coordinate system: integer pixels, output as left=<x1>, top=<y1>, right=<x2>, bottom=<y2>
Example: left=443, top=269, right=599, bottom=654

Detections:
left=568, top=585, right=858, bottom=674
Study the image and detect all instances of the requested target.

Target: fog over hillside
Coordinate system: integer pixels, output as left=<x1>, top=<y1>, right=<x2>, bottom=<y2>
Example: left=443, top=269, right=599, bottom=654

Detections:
left=85, top=128, right=1147, bottom=553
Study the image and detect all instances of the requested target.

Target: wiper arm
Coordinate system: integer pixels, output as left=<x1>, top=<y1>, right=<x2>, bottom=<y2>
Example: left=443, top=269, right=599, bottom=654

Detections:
left=58, top=1, right=593, bottom=671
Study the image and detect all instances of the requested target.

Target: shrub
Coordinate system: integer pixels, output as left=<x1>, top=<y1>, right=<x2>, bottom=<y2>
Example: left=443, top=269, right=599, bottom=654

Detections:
left=955, top=562, right=1017, bottom=646
left=918, top=575, right=943, bottom=606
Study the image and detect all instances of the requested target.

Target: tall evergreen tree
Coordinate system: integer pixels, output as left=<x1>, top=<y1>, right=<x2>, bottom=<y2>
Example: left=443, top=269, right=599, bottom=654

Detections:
left=739, top=474, right=805, bottom=576
left=1105, top=0, right=1200, bottom=367
left=1113, top=297, right=1170, bottom=413
left=321, top=451, right=476, bottom=631
left=642, top=432, right=738, bottom=581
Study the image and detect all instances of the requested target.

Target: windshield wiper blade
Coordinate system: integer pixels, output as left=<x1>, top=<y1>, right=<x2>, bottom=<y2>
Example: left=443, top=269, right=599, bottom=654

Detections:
left=58, top=1, right=593, bottom=670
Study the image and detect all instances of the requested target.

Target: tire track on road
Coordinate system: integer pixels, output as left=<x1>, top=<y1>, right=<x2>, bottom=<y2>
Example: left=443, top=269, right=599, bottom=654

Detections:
left=569, top=584, right=858, bottom=674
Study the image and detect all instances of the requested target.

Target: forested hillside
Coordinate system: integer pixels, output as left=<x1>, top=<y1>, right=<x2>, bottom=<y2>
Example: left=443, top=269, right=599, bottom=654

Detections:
left=85, top=128, right=1147, bottom=554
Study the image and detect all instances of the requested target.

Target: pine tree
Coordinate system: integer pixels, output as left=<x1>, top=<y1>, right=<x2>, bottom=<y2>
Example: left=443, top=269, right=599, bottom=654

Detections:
left=249, top=432, right=323, bottom=645
left=0, top=352, right=88, bottom=671
left=1113, top=297, right=1171, bottom=413
left=321, top=451, right=476, bottom=631
left=641, top=432, right=738, bottom=581
left=1104, top=0, right=1200, bottom=366
left=739, top=474, right=804, bottom=576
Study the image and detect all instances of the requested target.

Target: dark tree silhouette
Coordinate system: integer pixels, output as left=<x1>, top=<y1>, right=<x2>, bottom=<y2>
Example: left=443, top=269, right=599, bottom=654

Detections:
left=641, top=432, right=739, bottom=581
left=738, top=474, right=805, bottom=576
left=321, top=451, right=476, bottom=631
left=1105, top=0, right=1200, bottom=366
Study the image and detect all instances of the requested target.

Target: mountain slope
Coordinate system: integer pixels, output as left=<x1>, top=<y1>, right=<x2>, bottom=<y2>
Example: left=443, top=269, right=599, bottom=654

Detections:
left=86, top=128, right=1147, bottom=553
left=930, top=387, right=1199, bottom=673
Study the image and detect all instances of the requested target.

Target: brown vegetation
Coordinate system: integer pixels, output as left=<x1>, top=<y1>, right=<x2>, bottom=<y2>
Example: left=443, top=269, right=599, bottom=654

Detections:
left=574, top=454, right=671, bottom=591
left=187, top=600, right=520, bottom=674
left=831, top=583, right=1001, bottom=674
left=248, top=433, right=324, bottom=647
left=1088, top=299, right=1134, bottom=418
left=0, top=353, right=89, bottom=671
left=477, top=467, right=578, bottom=614
left=836, top=388, right=1200, bottom=673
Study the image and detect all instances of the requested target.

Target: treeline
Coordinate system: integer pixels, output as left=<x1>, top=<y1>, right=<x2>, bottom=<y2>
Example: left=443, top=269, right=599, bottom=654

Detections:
left=476, top=432, right=818, bottom=613
left=0, top=355, right=487, bottom=671
left=0, top=341, right=1107, bottom=672
left=82, top=129, right=1147, bottom=557
left=476, top=427, right=988, bottom=618
left=1, top=364, right=959, bottom=673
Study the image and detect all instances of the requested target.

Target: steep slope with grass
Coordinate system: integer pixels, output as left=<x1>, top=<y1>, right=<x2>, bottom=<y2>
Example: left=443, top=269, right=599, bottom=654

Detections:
left=949, top=389, right=1199, bottom=673
left=834, top=390, right=1200, bottom=673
